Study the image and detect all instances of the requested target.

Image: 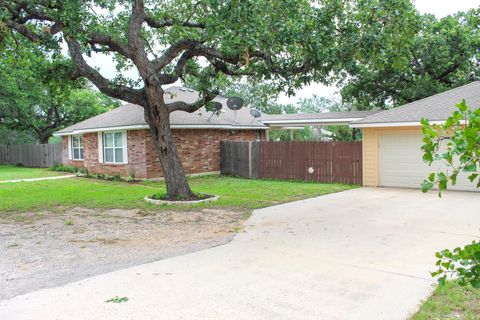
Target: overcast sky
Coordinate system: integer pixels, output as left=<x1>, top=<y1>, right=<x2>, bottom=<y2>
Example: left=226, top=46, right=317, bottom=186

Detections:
left=86, top=0, right=480, bottom=105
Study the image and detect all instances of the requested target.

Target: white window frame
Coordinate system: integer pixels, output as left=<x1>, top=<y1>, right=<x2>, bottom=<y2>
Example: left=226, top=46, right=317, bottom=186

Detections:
left=71, top=135, right=84, bottom=161
left=102, top=131, right=128, bottom=164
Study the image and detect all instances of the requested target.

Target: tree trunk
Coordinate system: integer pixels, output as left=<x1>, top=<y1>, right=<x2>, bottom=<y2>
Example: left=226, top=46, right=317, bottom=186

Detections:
left=144, top=87, right=193, bottom=200
left=37, top=131, right=51, bottom=144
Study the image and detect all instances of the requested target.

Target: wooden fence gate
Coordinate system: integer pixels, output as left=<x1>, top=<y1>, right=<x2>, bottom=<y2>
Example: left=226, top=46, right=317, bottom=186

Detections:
left=0, top=144, right=62, bottom=168
left=221, top=141, right=362, bottom=185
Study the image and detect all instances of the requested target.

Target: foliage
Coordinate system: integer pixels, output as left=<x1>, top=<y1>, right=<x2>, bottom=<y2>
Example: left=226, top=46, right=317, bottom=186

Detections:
left=412, top=281, right=480, bottom=320
left=216, top=81, right=296, bottom=115
left=296, top=95, right=360, bottom=141
left=0, top=126, right=36, bottom=145
left=105, top=296, right=129, bottom=304
left=421, top=100, right=480, bottom=193
left=49, top=164, right=83, bottom=174
left=340, top=9, right=480, bottom=110
left=0, top=37, right=120, bottom=143
left=151, top=192, right=211, bottom=202
left=431, top=242, right=480, bottom=288
left=0, top=174, right=356, bottom=213
left=421, top=101, right=480, bottom=288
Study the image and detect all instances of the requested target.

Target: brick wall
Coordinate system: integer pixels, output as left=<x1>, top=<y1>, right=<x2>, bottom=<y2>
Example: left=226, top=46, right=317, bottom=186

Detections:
left=63, top=128, right=264, bottom=179
left=63, top=131, right=148, bottom=178
left=146, top=129, right=264, bottom=179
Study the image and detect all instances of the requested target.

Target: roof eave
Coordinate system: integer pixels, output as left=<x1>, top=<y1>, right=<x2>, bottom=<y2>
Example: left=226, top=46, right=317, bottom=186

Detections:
left=53, top=123, right=268, bottom=136
left=349, top=120, right=446, bottom=128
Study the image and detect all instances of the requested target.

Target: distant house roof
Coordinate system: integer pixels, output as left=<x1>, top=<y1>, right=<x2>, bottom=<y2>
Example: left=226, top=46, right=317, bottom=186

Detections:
left=54, top=87, right=267, bottom=136
left=262, top=110, right=380, bottom=127
left=350, top=81, right=480, bottom=127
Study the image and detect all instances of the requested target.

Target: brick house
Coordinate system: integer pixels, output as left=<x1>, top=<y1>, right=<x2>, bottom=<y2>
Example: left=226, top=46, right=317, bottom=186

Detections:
left=54, top=87, right=267, bottom=179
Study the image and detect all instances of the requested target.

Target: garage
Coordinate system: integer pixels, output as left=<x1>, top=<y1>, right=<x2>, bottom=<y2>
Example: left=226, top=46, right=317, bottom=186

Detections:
left=378, top=133, right=477, bottom=191
left=350, top=81, right=480, bottom=191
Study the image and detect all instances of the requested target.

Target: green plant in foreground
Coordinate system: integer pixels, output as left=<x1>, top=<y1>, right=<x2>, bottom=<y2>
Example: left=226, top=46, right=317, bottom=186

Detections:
left=422, top=100, right=480, bottom=288
left=432, top=241, right=480, bottom=288
left=421, top=100, right=480, bottom=194
left=105, top=296, right=129, bottom=304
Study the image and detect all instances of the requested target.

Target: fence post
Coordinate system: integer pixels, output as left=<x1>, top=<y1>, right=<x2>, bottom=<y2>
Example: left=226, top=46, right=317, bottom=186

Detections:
left=248, top=141, right=252, bottom=179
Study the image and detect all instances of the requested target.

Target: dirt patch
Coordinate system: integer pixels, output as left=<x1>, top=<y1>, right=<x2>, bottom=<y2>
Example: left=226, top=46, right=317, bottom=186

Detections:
left=0, top=207, right=248, bottom=300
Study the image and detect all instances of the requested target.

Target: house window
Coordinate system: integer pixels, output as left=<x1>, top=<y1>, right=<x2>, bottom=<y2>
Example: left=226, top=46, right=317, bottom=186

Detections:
left=103, top=131, right=124, bottom=163
left=71, top=135, right=84, bottom=160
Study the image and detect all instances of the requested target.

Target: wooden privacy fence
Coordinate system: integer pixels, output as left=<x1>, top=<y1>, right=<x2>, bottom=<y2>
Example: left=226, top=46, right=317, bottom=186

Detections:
left=220, top=141, right=362, bottom=185
left=0, top=144, right=62, bottom=168
left=220, top=141, right=260, bottom=179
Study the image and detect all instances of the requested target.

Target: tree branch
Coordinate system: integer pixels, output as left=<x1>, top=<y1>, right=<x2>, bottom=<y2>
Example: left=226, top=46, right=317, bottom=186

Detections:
left=88, top=33, right=131, bottom=58
left=145, top=16, right=205, bottom=29
left=66, top=37, right=146, bottom=106
left=153, top=39, right=199, bottom=72
left=127, top=0, right=152, bottom=78
left=166, top=90, right=218, bottom=113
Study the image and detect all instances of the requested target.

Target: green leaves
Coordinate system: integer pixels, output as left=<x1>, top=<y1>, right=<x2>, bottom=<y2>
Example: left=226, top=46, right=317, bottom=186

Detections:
left=340, top=9, right=480, bottom=110
left=421, top=101, right=480, bottom=194
left=431, top=241, right=480, bottom=288
left=0, top=36, right=119, bottom=143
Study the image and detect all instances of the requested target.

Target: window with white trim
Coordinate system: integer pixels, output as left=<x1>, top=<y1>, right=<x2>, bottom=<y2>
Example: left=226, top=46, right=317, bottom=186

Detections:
left=103, top=131, right=124, bottom=163
left=71, top=135, right=84, bottom=160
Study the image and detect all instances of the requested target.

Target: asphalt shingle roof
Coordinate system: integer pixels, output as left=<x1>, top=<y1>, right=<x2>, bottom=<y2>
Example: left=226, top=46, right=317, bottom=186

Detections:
left=352, top=81, right=480, bottom=125
left=56, top=87, right=267, bottom=135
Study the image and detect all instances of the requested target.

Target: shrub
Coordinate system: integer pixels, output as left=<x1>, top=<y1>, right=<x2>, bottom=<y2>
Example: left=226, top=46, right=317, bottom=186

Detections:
left=49, top=164, right=80, bottom=173
left=151, top=192, right=211, bottom=201
left=432, top=241, right=480, bottom=288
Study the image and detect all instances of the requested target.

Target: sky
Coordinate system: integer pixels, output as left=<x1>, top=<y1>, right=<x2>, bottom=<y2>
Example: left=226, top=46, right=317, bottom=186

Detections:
left=85, top=0, right=480, bottom=105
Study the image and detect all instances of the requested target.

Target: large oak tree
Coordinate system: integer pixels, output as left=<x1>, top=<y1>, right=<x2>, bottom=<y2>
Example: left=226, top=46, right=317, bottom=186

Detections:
left=0, top=0, right=417, bottom=198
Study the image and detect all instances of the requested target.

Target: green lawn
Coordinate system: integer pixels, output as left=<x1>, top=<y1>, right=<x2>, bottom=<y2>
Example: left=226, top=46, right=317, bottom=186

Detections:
left=0, top=174, right=356, bottom=213
left=412, top=282, right=480, bottom=320
left=0, top=165, right=67, bottom=181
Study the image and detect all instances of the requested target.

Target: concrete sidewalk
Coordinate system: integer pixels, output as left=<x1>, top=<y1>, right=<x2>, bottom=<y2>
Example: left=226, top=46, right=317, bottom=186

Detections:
left=0, top=174, right=75, bottom=183
left=1, top=188, right=479, bottom=320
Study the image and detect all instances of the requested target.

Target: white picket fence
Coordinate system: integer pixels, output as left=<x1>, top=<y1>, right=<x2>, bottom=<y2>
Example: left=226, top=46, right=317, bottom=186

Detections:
left=0, top=144, right=62, bottom=168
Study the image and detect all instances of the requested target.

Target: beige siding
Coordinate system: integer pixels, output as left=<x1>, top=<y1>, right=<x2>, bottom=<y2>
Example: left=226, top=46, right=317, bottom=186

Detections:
left=362, top=126, right=422, bottom=186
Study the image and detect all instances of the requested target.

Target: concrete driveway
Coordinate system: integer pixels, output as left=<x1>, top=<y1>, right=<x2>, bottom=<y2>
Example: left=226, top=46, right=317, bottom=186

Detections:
left=1, top=188, right=479, bottom=320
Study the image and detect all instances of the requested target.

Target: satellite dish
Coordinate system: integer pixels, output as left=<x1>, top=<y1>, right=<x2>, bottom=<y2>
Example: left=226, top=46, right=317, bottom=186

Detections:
left=227, top=97, right=244, bottom=110
left=250, top=109, right=261, bottom=118
left=207, top=101, right=223, bottom=122
left=211, top=101, right=223, bottom=112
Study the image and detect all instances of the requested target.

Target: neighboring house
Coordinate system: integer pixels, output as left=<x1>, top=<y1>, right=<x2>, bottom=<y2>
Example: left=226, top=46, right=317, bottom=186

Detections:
left=263, top=81, right=480, bottom=191
left=54, top=87, right=267, bottom=179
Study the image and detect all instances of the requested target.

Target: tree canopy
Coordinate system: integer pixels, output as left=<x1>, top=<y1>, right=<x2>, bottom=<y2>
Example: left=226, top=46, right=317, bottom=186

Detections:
left=340, top=9, right=480, bottom=110
left=0, top=37, right=120, bottom=143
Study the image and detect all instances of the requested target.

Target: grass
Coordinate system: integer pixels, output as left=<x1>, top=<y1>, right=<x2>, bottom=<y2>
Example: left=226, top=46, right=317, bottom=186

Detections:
left=0, top=174, right=357, bottom=213
left=0, top=165, right=67, bottom=181
left=412, top=282, right=480, bottom=320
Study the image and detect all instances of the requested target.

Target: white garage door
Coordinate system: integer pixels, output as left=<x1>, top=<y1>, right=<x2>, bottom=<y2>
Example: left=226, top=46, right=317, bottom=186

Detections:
left=379, top=134, right=478, bottom=191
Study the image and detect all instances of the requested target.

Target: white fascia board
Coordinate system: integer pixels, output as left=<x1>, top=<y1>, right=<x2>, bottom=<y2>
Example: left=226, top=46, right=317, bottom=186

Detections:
left=53, top=124, right=267, bottom=136
left=262, top=117, right=364, bottom=125
left=171, top=124, right=268, bottom=130
left=349, top=120, right=446, bottom=128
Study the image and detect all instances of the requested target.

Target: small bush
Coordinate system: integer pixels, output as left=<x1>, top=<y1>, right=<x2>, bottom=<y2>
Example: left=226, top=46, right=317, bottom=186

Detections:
left=151, top=192, right=212, bottom=201
left=49, top=164, right=80, bottom=173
